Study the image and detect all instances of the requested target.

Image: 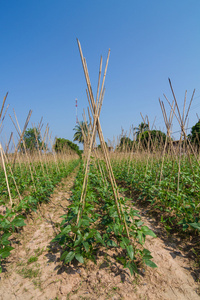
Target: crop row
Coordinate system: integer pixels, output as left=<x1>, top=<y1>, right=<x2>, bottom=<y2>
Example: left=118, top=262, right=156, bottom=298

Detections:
left=111, top=156, right=200, bottom=234
left=53, top=159, right=157, bottom=276
left=0, top=158, right=80, bottom=272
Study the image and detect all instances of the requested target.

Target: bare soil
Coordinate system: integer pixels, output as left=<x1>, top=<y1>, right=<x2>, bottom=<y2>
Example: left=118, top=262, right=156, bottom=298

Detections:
left=0, top=169, right=199, bottom=300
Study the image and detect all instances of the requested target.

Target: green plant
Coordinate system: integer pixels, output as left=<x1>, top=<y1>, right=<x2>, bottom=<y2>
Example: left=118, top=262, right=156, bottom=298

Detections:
left=17, top=266, right=40, bottom=279
left=27, top=256, right=38, bottom=264
left=112, top=156, right=200, bottom=234
left=73, top=121, right=89, bottom=151
left=52, top=160, right=157, bottom=276
left=34, top=247, right=45, bottom=256
left=20, top=127, right=44, bottom=153
left=0, top=158, right=80, bottom=272
left=54, top=138, right=82, bottom=158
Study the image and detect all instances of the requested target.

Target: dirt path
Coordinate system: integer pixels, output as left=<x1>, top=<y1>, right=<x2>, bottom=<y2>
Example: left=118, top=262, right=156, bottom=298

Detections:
left=131, top=206, right=200, bottom=300
left=0, top=170, right=199, bottom=300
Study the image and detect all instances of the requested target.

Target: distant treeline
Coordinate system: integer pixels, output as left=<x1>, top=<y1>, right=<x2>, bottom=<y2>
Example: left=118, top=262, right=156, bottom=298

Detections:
left=54, top=138, right=82, bottom=157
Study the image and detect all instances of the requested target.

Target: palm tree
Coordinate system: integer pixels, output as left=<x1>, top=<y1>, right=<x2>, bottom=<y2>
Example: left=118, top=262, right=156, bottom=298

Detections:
left=73, top=121, right=89, bottom=151
left=134, top=122, right=149, bottom=140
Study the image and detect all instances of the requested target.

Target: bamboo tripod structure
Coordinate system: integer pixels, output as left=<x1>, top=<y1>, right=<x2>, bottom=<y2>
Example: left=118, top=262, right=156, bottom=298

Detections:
left=160, top=79, right=198, bottom=195
left=76, top=39, right=130, bottom=239
left=0, top=93, right=13, bottom=207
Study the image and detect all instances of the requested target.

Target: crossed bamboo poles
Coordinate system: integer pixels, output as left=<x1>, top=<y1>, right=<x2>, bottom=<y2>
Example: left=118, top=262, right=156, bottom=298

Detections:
left=75, top=40, right=130, bottom=239
left=0, top=94, right=53, bottom=207
left=160, top=79, right=198, bottom=195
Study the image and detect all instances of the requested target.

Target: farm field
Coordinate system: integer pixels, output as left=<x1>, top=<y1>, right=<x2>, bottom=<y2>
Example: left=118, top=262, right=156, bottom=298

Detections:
left=0, top=42, right=200, bottom=299
left=111, top=153, right=200, bottom=235
left=0, top=150, right=200, bottom=299
left=1, top=1, right=200, bottom=299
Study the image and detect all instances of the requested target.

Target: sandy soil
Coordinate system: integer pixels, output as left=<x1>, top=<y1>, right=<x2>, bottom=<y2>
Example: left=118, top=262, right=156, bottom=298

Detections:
left=0, top=169, right=199, bottom=300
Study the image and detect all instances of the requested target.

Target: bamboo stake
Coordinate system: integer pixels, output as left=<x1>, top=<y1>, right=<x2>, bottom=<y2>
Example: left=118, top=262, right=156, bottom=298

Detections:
left=11, top=110, right=37, bottom=192
left=0, top=143, right=12, bottom=207
left=11, top=134, right=23, bottom=174
left=46, top=126, right=60, bottom=174
left=32, top=124, right=46, bottom=176
left=12, top=110, right=32, bottom=168
left=1, top=145, right=22, bottom=202
left=77, top=39, right=130, bottom=239
left=0, top=104, right=9, bottom=130
left=5, top=132, right=13, bottom=156
left=159, top=99, right=176, bottom=184
left=0, top=92, right=8, bottom=120
left=87, top=106, right=107, bottom=184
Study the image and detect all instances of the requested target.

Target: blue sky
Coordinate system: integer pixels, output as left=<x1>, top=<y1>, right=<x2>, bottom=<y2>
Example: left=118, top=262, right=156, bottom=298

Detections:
left=0, top=1, right=200, bottom=149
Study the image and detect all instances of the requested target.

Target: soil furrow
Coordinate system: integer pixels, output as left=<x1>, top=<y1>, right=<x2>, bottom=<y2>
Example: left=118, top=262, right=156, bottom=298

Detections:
left=0, top=169, right=199, bottom=300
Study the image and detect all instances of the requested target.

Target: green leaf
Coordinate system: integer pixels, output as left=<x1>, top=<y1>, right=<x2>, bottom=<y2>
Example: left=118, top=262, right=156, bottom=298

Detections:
left=65, top=251, right=75, bottom=263
left=74, top=235, right=83, bottom=247
left=1, top=233, right=11, bottom=245
left=71, top=225, right=79, bottom=233
left=137, top=231, right=144, bottom=244
left=75, top=253, right=84, bottom=264
left=144, top=259, right=157, bottom=268
left=0, top=246, right=13, bottom=253
left=120, top=242, right=126, bottom=249
left=12, top=217, right=26, bottom=227
left=116, top=256, right=126, bottom=264
left=84, top=229, right=95, bottom=240
left=122, top=237, right=130, bottom=246
left=141, top=226, right=156, bottom=237
left=142, top=248, right=153, bottom=260
left=126, top=245, right=134, bottom=260
left=95, top=232, right=105, bottom=245
left=107, top=240, right=118, bottom=247
left=125, top=262, right=135, bottom=275
left=83, top=242, right=89, bottom=252
left=113, top=224, right=120, bottom=235
left=135, top=220, right=144, bottom=227
left=131, top=261, right=139, bottom=274
left=130, top=209, right=140, bottom=218
left=75, top=246, right=81, bottom=254
left=61, top=251, right=68, bottom=261
left=61, top=225, right=71, bottom=234
left=189, top=222, right=200, bottom=231
left=0, top=246, right=14, bottom=259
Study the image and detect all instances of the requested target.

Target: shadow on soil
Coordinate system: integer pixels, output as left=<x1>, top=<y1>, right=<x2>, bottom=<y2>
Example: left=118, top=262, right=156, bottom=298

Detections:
left=118, top=180, right=200, bottom=283
left=46, top=239, right=134, bottom=284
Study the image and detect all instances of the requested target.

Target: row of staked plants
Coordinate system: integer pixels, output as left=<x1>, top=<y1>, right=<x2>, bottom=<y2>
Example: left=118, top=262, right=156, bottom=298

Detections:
left=52, top=159, right=157, bottom=276
left=0, top=156, right=80, bottom=272
left=111, top=155, right=200, bottom=234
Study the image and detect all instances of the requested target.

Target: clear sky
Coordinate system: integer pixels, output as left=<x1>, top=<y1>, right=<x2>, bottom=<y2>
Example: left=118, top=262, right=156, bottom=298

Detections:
left=0, top=0, right=200, bottom=149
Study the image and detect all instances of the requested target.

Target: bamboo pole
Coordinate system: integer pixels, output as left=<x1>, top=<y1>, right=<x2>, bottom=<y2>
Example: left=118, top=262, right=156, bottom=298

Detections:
left=0, top=92, right=8, bottom=121
left=1, top=145, right=22, bottom=202
left=76, top=39, right=130, bottom=239
left=11, top=110, right=32, bottom=168
left=0, top=104, right=9, bottom=130
left=0, top=143, right=12, bottom=207
left=11, top=110, right=37, bottom=192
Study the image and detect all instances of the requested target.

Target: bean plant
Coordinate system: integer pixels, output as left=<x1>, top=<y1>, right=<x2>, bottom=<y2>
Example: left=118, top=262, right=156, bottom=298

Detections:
left=111, top=156, right=200, bottom=234
left=0, top=158, right=79, bottom=272
left=53, top=160, right=157, bottom=276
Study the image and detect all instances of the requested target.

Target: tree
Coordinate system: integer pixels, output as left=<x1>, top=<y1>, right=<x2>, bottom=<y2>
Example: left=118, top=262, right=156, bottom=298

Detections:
left=190, top=121, right=200, bottom=146
left=20, top=128, right=43, bottom=153
left=138, top=130, right=166, bottom=150
left=54, top=138, right=82, bottom=157
left=73, top=121, right=89, bottom=150
left=118, top=136, right=133, bottom=151
left=134, top=122, right=149, bottom=139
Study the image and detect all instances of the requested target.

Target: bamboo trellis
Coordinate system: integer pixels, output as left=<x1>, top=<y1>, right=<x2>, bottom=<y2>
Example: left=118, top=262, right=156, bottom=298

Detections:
left=161, top=79, right=198, bottom=195
left=76, top=39, right=130, bottom=239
